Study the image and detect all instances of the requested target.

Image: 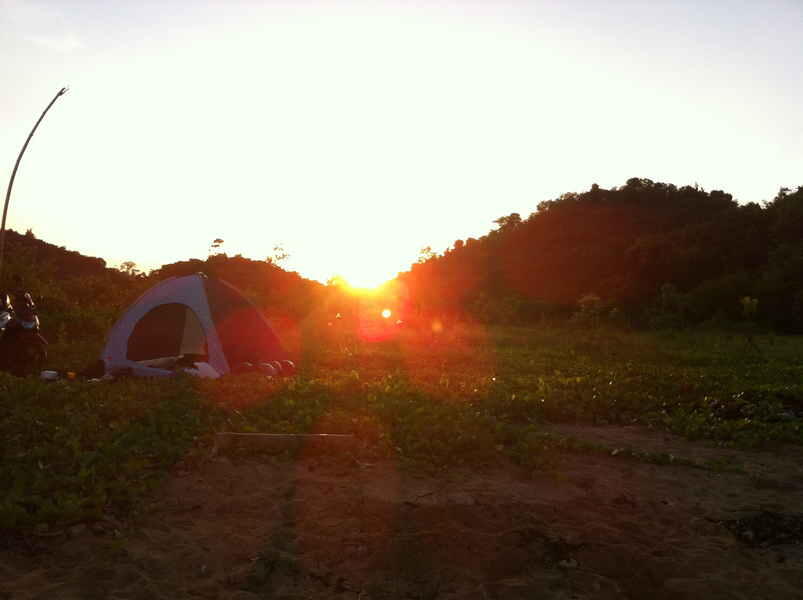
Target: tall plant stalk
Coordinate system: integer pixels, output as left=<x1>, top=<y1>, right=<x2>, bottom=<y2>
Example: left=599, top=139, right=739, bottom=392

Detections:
left=0, top=87, right=68, bottom=277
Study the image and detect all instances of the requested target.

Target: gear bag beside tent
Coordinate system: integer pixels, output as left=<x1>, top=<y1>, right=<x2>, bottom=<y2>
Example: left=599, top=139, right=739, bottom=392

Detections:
left=101, top=273, right=292, bottom=378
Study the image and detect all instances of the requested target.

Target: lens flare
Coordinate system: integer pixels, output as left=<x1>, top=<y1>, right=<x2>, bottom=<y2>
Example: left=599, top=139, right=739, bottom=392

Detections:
left=381, top=308, right=392, bottom=319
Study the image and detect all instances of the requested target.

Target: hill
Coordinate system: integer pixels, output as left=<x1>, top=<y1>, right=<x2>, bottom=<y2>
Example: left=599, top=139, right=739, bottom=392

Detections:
left=4, top=177, right=803, bottom=337
left=0, top=229, right=325, bottom=351
left=399, top=178, right=803, bottom=331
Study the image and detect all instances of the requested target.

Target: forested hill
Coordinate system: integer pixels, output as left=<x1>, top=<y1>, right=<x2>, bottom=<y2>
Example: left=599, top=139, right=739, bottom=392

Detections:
left=2, top=228, right=109, bottom=282
left=0, top=230, right=324, bottom=341
left=398, top=178, right=803, bottom=331
left=4, top=177, right=803, bottom=336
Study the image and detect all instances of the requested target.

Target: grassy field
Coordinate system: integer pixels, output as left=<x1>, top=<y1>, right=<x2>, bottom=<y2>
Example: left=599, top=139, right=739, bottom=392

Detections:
left=2, top=322, right=802, bottom=532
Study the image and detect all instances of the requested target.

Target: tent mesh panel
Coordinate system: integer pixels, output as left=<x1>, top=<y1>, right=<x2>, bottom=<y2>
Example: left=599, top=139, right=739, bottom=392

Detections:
left=204, top=278, right=284, bottom=366
left=126, top=303, right=207, bottom=361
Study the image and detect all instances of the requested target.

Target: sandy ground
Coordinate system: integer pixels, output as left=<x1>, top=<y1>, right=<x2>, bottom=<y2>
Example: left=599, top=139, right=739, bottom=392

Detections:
left=2, top=426, right=803, bottom=600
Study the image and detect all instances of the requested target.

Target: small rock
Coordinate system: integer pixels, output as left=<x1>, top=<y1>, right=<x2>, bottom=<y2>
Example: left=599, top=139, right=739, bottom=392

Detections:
left=558, top=558, right=578, bottom=569
left=69, top=523, right=87, bottom=536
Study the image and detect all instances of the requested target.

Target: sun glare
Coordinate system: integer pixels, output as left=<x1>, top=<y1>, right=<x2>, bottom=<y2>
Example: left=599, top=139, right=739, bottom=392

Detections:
left=340, top=270, right=393, bottom=291
left=381, top=308, right=392, bottom=319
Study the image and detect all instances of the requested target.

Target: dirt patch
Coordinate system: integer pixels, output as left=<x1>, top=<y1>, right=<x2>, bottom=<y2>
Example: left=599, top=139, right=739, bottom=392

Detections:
left=547, top=423, right=803, bottom=485
left=2, top=426, right=803, bottom=599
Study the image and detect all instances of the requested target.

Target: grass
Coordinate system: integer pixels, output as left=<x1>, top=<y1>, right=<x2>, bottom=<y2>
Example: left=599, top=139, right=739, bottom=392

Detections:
left=2, top=321, right=802, bottom=532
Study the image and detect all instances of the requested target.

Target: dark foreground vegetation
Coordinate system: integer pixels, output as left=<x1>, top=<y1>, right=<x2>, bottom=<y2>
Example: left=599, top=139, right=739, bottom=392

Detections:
left=3, top=322, right=802, bottom=532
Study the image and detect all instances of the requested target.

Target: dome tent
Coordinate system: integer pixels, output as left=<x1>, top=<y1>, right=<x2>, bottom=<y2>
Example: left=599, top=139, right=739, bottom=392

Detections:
left=102, top=273, right=289, bottom=378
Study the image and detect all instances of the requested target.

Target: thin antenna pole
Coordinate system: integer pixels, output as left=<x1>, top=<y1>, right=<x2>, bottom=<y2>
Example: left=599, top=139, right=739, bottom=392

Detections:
left=0, top=86, right=68, bottom=277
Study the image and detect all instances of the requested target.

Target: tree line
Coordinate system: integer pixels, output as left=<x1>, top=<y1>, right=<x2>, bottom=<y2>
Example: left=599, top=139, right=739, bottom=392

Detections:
left=3, top=177, right=802, bottom=338
left=397, top=178, right=803, bottom=332
left=0, top=232, right=323, bottom=341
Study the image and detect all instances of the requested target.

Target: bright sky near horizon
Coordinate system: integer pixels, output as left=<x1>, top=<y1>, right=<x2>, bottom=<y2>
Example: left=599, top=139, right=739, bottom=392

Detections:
left=2, top=0, right=801, bottom=287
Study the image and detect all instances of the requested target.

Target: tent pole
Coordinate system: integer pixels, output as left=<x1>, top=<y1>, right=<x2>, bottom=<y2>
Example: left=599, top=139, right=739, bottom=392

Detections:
left=0, top=87, right=68, bottom=279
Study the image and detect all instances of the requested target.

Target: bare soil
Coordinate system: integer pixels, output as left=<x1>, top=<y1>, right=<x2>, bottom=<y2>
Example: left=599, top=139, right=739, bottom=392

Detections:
left=2, top=426, right=803, bottom=599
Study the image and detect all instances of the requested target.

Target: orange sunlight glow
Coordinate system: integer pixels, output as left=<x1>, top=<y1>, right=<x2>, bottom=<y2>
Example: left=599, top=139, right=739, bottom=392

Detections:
left=381, top=308, right=392, bottom=319
left=335, top=273, right=393, bottom=295
left=340, top=270, right=393, bottom=291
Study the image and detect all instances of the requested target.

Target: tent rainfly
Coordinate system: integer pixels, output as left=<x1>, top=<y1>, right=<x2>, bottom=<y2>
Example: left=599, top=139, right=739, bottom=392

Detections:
left=101, top=273, right=291, bottom=378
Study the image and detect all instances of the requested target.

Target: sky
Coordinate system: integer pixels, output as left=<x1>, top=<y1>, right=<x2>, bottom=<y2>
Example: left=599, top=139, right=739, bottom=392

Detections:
left=1, top=0, right=801, bottom=287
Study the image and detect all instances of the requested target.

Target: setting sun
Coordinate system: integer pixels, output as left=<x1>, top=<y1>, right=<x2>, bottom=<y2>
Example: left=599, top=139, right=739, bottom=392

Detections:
left=381, top=308, right=392, bottom=319
left=337, top=265, right=395, bottom=291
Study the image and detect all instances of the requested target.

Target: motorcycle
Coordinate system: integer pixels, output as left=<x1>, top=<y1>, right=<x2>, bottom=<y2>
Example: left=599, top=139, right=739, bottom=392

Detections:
left=0, top=291, right=47, bottom=376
